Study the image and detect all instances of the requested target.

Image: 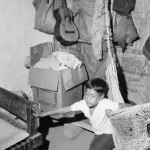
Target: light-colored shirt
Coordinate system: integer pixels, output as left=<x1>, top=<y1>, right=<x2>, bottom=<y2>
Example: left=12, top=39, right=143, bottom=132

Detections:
left=71, top=98, right=119, bottom=135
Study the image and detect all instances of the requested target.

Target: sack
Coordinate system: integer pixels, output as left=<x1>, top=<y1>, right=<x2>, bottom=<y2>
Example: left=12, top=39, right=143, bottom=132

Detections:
left=112, top=0, right=135, bottom=16
left=113, top=14, right=139, bottom=52
left=32, top=0, right=56, bottom=34
left=107, top=103, right=150, bottom=150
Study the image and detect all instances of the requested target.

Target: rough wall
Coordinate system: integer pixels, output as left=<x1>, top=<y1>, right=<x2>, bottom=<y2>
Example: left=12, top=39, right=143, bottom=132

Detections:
left=0, top=0, right=53, bottom=95
left=116, top=0, right=150, bottom=104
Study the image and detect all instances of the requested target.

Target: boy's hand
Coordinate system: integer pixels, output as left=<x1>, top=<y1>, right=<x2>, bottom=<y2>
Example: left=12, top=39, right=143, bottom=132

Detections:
left=105, top=109, right=113, bottom=116
left=32, top=104, right=41, bottom=117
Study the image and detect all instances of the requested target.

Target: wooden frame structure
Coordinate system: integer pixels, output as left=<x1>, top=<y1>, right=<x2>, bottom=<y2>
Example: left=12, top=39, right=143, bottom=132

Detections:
left=0, top=87, right=42, bottom=150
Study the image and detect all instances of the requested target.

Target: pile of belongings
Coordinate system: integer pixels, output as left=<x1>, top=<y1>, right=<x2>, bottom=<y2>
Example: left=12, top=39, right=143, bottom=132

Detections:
left=33, top=51, right=82, bottom=71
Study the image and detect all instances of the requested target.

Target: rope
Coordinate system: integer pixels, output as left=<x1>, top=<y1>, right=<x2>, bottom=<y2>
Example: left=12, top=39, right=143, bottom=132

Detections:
left=104, top=0, right=124, bottom=103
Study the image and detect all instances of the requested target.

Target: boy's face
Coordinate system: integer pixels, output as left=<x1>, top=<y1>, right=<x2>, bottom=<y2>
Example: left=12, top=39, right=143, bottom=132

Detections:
left=84, top=88, right=102, bottom=108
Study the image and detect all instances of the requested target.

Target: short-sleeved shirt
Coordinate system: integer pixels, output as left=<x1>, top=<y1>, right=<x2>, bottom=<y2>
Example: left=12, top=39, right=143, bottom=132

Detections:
left=71, top=98, right=119, bottom=135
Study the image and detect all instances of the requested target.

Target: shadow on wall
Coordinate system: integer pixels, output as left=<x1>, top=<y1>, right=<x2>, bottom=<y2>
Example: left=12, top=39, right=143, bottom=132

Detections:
left=117, top=62, right=136, bottom=106
left=116, top=57, right=129, bottom=104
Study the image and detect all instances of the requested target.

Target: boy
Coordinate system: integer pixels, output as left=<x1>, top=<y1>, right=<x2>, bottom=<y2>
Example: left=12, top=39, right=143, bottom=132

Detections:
left=35, top=78, right=131, bottom=150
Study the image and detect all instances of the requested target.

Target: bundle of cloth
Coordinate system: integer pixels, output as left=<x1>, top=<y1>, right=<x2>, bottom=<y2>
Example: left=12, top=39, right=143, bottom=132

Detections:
left=33, top=51, right=82, bottom=71
left=106, top=103, right=150, bottom=150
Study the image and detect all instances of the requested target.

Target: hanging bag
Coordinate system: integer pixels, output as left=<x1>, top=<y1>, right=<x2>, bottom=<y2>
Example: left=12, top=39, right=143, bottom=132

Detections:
left=113, top=14, right=139, bottom=52
left=32, top=0, right=56, bottom=34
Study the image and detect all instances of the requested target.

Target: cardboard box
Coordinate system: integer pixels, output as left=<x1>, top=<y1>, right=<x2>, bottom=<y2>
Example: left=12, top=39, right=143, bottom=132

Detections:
left=28, top=43, right=88, bottom=117
left=29, top=65, right=88, bottom=111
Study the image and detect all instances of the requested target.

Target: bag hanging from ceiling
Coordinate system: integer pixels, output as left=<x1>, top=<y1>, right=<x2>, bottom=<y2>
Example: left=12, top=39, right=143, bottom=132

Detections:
left=32, top=0, right=56, bottom=34
left=113, top=14, right=139, bottom=52
left=112, top=0, right=135, bottom=16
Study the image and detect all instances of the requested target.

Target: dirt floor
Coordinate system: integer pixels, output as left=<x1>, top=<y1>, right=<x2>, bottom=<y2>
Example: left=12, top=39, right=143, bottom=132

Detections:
left=38, top=115, right=94, bottom=150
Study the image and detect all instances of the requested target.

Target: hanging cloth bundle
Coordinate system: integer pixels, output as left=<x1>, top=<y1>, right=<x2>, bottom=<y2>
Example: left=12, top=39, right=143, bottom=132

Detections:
left=112, top=0, right=139, bottom=52
left=113, top=14, right=139, bottom=52
left=32, top=0, right=56, bottom=34
left=104, top=0, right=124, bottom=103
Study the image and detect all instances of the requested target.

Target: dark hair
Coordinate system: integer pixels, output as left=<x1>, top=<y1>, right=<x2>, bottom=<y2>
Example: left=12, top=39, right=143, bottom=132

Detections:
left=85, top=78, right=108, bottom=96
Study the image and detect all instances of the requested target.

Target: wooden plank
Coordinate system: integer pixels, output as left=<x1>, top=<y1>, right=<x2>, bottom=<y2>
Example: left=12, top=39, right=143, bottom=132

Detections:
left=0, top=87, right=38, bottom=121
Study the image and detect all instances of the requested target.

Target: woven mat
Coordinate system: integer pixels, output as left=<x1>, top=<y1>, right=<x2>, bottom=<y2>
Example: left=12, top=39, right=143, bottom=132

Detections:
left=0, top=118, right=29, bottom=149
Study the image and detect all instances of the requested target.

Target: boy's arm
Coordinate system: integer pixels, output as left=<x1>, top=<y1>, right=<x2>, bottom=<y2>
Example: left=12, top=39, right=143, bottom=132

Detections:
left=118, top=103, right=133, bottom=109
left=37, top=106, right=72, bottom=117
left=105, top=103, right=133, bottom=116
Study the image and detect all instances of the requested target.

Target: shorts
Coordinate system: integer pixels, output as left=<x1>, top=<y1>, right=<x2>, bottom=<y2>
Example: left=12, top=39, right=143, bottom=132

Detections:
left=89, top=134, right=115, bottom=150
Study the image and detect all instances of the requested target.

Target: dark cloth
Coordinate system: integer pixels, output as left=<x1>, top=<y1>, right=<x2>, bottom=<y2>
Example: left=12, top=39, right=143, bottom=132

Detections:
left=89, top=134, right=115, bottom=150
left=112, top=0, right=135, bottom=16
left=142, top=36, right=150, bottom=61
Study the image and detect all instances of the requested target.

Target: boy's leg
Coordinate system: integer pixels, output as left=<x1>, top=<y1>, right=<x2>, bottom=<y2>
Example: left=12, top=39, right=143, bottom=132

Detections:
left=89, top=134, right=115, bottom=150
